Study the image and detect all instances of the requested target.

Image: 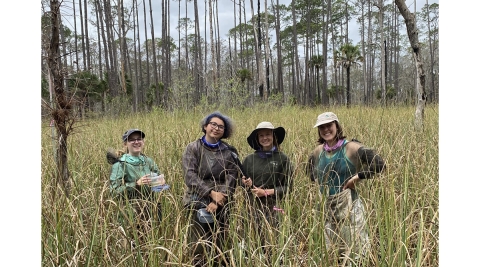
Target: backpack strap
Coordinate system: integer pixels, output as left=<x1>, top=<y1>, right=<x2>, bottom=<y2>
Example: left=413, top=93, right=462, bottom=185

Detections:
left=224, top=143, right=246, bottom=177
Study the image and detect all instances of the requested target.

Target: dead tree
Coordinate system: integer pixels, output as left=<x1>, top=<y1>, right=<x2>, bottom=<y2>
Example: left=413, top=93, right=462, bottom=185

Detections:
left=395, top=0, right=426, bottom=131
left=46, top=0, right=75, bottom=198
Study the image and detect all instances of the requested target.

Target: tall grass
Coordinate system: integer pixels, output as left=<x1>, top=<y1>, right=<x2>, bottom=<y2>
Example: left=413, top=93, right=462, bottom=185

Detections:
left=41, top=105, right=438, bottom=266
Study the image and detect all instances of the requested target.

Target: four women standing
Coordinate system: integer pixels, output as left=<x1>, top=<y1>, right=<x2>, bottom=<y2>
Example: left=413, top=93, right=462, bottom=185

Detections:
left=108, top=111, right=386, bottom=266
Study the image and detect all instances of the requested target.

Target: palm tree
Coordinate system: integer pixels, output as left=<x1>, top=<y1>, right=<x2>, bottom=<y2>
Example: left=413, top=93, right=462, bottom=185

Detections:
left=335, top=44, right=364, bottom=107
left=237, top=68, right=253, bottom=83
left=310, top=55, right=324, bottom=103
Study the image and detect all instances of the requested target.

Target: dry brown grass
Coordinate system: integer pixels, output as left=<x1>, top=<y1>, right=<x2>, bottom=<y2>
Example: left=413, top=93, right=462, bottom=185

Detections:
left=41, top=104, right=438, bottom=266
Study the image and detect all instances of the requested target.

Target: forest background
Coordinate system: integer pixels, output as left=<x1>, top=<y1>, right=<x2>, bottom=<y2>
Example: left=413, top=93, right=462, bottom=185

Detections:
left=40, top=0, right=439, bottom=114
left=1, top=0, right=473, bottom=265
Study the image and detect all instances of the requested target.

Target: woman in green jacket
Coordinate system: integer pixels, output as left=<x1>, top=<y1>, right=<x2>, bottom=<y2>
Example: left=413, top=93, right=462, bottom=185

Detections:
left=109, top=129, right=164, bottom=247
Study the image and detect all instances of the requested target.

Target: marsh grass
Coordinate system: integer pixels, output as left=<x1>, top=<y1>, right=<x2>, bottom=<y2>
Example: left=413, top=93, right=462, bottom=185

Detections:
left=41, top=105, right=438, bottom=266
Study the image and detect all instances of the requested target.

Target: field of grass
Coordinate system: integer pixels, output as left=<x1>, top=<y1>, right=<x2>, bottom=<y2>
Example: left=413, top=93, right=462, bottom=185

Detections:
left=41, top=104, right=439, bottom=266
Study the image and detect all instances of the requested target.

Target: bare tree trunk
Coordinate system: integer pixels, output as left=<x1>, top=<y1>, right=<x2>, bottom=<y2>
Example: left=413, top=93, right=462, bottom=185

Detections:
left=215, top=0, right=221, bottom=84
left=233, top=0, right=238, bottom=72
left=96, top=0, right=110, bottom=109
left=291, top=0, right=300, bottom=103
left=194, top=0, right=204, bottom=103
left=321, top=0, right=331, bottom=105
left=143, top=0, right=150, bottom=90
left=302, top=0, right=309, bottom=106
left=166, top=0, right=172, bottom=108
left=162, top=0, right=167, bottom=107
left=78, top=0, right=86, bottom=70
left=103, top=0, right=119, bottom=96
left=185, top=0, right=190, bottom=75
left=367, top=0, right=373, bottom=104
left=48, top=0, right=72, bottom=198
left=394, top=4, right=400, bottom=101
left=239, top=0, right=244, bottom=68
left=83, top=0, right=91, bottom=69
left=359, top=0, right=367, bottom=104
left=426, top=0, right=435, bottom=103
left=148, top=0, right=160, bottom=106
left=59, top=20, right=69, bottom=91
left=264, top=0, right=271, bottom=98
left=204, top=3, right=208, bottom=97
left=274, top=0, right=284, bottom=97
left=256, top=0, right=263, bottom=100
left=395, top=0, right=426, bottom=131
left=73, top=0, right=79, bottom=71
left=118, top=0, right=127, bottom=94
left=375, top=0, right=386, bottom=106
left=133, top=0, right=139, bottom=112
left=250, top=0, right=265, bottom=102
left=94, top=0, right=104, bottom=111
left=178, top=0, right=181, bottom=70
left=209, top=0, right=217, bottom=91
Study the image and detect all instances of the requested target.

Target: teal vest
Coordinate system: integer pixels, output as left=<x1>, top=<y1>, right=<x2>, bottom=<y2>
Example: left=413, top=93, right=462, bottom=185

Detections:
left=316, top=141, right=356, bottom=195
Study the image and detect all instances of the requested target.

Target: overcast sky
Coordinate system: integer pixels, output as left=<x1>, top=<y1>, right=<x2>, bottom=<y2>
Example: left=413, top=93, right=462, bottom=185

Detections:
left=148, top=0, right=437, bottom=44
left=60, top=0, right=438, bottom=47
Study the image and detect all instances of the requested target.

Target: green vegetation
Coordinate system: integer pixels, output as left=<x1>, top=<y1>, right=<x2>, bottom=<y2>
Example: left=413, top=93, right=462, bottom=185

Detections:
left=41, top=105, right=438, bottom=266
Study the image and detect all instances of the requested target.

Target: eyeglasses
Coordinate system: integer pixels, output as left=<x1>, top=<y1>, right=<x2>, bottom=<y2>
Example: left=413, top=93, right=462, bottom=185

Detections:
left=128, top=138, right=143, bottom=143
left=209, top=121, right=225, bottom=131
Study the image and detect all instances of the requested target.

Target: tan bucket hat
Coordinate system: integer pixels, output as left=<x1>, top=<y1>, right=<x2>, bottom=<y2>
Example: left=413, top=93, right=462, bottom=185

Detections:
left=247, top=121, right=286, bottom=150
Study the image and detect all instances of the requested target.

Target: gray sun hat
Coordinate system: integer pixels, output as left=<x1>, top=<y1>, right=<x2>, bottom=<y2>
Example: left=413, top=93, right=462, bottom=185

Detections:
left=313, top=112, right=339, bottom=128
left=122, top=129, right=146, bottom=142
left=247, top=121, right=286, bottom=150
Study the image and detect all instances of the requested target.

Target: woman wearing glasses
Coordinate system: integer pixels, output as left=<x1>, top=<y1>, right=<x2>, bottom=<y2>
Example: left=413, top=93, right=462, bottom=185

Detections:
left=181, top=111, right=241, bottom=267
left=109, top=129, right=164, bottom=248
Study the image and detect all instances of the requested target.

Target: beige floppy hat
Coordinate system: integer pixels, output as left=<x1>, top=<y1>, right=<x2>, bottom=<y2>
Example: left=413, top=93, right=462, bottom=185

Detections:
left=247, top=121, right=286, bottom=150
left=313, top=112, right=339, bottom=128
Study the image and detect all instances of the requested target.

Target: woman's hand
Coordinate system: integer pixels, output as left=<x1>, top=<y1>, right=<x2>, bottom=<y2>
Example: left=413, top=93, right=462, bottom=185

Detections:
left=206, top=202, right=218, bottom=213
left=343, top=175, right=359, bottom=190
left=210, top=190, right=228, bottom=206
left=136, top=174, right=151, bottom=186
left=251, top=186, right=270, bottom=197
left=242, top=176, right=253, bottom=187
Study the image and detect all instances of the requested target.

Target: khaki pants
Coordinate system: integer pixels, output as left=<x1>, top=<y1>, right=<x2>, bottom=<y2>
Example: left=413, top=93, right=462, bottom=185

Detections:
left=323, top=189, right=370, bottom=261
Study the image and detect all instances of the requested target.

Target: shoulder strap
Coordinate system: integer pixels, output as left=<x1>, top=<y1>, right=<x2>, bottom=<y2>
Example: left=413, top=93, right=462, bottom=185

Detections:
left=351, top=138, right=362, bottom=143
left=223, top=143, right=246, bottom=176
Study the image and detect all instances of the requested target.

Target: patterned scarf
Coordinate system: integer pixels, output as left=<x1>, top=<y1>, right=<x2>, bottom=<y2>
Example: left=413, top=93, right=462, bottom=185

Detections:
left=324, top=139, right=345, bottom=152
